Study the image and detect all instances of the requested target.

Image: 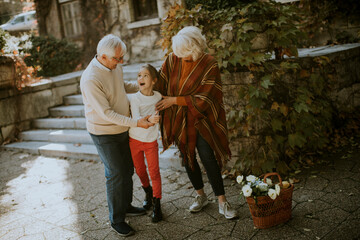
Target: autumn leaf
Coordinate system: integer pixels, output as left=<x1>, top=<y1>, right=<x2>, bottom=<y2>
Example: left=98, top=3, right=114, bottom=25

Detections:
left=300, top=69, right=310, bottom=78
left=271, top=102, right=280, bottom=110
left=265, top=136, right=273, bottom=145
left=276, top=161, right=290, bottom=175
left=280, top=103, right=289, bottom=116
left=271, top=118, right=283, bottom=132
left=288, top=133, right=306, bottom=149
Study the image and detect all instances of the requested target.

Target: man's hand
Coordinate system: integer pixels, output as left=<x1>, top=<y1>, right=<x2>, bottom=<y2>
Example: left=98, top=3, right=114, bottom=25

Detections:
left=155, top=96, right=176, bottom=111
left=137, top=115, right=155, bottom=129
left=149, top=111, right=160, bottom=124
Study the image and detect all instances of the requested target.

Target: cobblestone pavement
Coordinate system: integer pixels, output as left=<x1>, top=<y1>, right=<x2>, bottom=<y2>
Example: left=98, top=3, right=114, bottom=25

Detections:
left=0, top=146, right=359, bottom=240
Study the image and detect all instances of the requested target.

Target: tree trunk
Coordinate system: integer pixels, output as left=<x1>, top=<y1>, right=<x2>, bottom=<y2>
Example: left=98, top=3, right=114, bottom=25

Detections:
left=80, top=0, right=108, bottom=65
left=34, top=0, right=52, bottom=36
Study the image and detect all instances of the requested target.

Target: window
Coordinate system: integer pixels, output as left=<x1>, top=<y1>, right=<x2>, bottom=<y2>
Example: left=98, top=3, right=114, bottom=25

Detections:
left=12, top=16, right=24, bottom=24
left=26, top=13, right=36, bottom=22
left=60, top=0, right=82, bottom=38
left=132, top=0, right=158, bottom=21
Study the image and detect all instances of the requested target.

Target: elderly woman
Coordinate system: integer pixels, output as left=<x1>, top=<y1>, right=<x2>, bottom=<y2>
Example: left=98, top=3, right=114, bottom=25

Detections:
left=155, top=26, right=237, bottom=219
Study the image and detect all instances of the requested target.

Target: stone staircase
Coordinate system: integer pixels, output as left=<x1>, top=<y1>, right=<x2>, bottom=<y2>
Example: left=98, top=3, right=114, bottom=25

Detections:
left=3, top=61, right=183, bottom=171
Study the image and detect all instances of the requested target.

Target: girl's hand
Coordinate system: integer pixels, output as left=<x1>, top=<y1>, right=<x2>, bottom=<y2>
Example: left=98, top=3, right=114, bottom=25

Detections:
left=155, top=96, right=176, bottom=111
left=148, top=111, right=160, bottom=124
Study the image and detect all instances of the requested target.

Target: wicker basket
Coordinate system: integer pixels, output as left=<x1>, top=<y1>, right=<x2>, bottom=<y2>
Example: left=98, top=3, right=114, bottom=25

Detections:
left=246, top=172, right=294, bottom=229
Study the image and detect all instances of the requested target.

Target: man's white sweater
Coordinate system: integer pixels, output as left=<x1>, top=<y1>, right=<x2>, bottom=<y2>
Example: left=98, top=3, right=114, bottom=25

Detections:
left=80, top=57, right=138, bottom=135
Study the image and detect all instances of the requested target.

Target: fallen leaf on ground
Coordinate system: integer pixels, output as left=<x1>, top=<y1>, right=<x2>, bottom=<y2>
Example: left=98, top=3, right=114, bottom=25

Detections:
left=289, top=178, right=300, bottom=184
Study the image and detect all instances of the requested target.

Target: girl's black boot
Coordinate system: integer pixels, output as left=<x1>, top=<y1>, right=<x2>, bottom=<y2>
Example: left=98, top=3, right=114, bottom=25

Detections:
left=151, top=197, right=163, bottom=223
left=142, top=186, right=153, bottom=210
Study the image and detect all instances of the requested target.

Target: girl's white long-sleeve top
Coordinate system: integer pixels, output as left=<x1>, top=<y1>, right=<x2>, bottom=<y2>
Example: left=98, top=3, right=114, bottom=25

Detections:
left=128, top=91, right=162, bottom=142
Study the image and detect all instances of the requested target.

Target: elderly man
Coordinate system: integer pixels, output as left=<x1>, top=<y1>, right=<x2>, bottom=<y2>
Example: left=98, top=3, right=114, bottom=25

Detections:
left=80, top=34, right=154, bottom=237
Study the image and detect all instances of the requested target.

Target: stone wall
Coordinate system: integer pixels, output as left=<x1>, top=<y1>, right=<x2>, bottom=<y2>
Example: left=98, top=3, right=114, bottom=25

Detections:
left=0, top=58, right=81, bottom=144
left=0, top=56, right=15, bottom=89
left=311, top=14, right=360, bottom=46
left=222, top=44, right=360, bottom=168
left=45, top=0, right=183, bottom=64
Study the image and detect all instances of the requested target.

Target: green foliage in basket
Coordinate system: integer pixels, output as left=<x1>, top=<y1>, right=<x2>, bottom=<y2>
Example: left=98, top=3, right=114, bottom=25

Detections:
left=0, top=29, right=7, bottom=52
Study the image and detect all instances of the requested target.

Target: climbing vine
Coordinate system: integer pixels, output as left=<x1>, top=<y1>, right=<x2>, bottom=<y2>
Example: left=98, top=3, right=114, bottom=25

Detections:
left=159, top=2, right=354, bottom=175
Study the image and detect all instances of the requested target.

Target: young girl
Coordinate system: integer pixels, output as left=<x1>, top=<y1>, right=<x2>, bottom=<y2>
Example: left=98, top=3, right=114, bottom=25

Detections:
left=128, top=64, right=162, bottom=222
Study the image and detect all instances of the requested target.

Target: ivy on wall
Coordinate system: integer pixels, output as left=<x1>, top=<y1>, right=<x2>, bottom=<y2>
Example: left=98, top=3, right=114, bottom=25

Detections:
left=159, top=2, right=357, bottom=175
left=229, top=57, right=335, bottom=175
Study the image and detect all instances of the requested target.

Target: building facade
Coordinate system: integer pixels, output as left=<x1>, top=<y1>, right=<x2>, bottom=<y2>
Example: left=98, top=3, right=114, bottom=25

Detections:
left=44, top=0, right=184, bottom=64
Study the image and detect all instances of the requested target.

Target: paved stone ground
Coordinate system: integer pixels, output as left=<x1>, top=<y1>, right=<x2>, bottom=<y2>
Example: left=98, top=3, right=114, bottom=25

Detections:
left=0, top=145, right=359, bottom=240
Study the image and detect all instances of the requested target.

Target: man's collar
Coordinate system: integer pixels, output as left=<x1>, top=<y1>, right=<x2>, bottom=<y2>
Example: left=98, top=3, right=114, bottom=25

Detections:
left=93, top=55, right=112, bottom=72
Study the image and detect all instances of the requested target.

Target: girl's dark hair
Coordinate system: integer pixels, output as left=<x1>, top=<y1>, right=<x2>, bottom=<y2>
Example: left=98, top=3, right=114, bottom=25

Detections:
left=141, top=64, right=159, bottom=80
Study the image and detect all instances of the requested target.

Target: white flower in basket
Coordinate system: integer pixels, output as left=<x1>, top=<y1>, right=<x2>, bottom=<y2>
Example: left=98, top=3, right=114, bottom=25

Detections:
left=268, top=188, right=277, bottom=200
left=257, top=182, right=269, bottom=192
left=242, top=184, right=253, bottom=197
left=275, top=184, right=281, bottom=196
left=237, top=174, right=287, bottom=201
left=236, top=175, right=244, bottom=184
left=246, top=175, right=258, bottom=183
left=266, top=178, right=273, bottom=186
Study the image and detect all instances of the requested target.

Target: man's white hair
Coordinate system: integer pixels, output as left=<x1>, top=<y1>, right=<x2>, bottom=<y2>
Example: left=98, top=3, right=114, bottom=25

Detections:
left=172, top=26, right=207, bottom=61
left=97, top=34, right=127, bottom=58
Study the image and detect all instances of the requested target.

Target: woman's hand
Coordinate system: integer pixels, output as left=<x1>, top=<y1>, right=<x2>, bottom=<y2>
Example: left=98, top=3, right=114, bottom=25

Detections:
left=155, top=96, right=176, bottom=111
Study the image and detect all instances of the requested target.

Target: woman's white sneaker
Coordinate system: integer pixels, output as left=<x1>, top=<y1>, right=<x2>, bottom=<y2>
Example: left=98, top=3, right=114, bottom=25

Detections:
left=189, top=194, right=208, bottom=212
left=219, top=201, right=238, bottom=219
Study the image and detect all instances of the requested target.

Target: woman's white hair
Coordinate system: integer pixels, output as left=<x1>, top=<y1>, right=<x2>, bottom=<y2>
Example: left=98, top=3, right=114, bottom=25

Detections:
left=172, top=26, right=207, bottom=61
left=97, top=34, right=127, bottom=58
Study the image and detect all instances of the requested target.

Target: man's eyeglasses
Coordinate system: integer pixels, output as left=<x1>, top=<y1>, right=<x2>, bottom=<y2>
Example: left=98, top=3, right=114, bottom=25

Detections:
left=112, top=56, right=123, bottom=62
left=112, top=57, right=123, bottom=62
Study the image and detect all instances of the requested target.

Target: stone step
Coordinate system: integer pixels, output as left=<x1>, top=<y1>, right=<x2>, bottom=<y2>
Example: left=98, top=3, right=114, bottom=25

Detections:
left=64, top=94, right=83, bottom=105
left=19, top=128, right=175, bottom=150
left=2, top=141, right=183, bottom=171
left=32, top=118, right=86, bottom=129
left=2, top=141, right=98, bottom=160
left=19, top=129, right=92, bottom=144
left=49, top=105, right=84, bottom=117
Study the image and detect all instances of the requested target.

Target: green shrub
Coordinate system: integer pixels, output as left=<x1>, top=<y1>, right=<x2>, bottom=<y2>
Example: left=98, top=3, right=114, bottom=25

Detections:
left=0, top=29, right=7, bottom=53
left=23, top=35, right=82, bottom=77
